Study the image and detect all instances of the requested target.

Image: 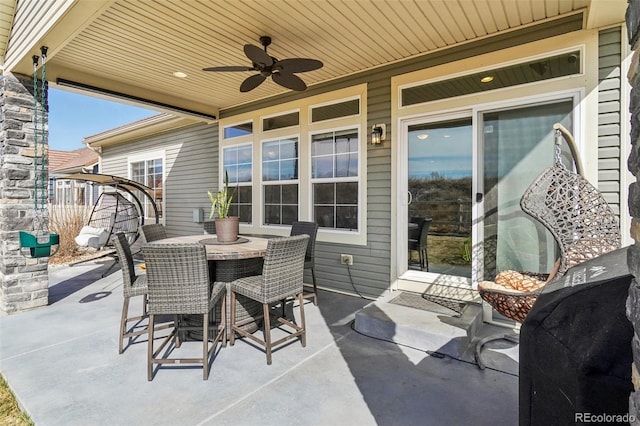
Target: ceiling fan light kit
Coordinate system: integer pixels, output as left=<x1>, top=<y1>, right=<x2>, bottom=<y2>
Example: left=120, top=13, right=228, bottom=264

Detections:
left=203, top=36, right=323, bottom=92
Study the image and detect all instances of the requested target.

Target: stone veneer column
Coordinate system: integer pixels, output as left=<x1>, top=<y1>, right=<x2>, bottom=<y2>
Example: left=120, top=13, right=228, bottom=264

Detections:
left=629, top=0, right=640, bottom=422
left=0, top=72, right=49, bottom=313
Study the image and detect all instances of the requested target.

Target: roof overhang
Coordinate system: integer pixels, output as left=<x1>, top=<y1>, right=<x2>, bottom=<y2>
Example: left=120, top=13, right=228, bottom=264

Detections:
left=83, top=113, right=198, bottom=149
left=1, top=0, right=627, bottom=118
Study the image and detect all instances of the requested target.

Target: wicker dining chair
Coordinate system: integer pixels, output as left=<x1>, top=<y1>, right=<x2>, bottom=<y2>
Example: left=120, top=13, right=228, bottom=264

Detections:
left=290, top=221, right=319, bottom=305
left=203, top=220, right=216, bottom=235
left=408, top=218, right=432, bottom=271
left=113, top=232, right=169, bottom=354
left=228, top=234, right=309, bottom=365
left=140, top=223, right=167, bottom=243
left=141, top=243, right=226, bottom=380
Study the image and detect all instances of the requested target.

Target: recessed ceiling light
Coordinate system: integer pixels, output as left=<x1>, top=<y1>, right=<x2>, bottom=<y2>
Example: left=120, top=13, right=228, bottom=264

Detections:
left=173, top=71, right=188, bottom=78
left=480, top=76, right=494, bottom=83
left=417, top=134, right=429, bottom=140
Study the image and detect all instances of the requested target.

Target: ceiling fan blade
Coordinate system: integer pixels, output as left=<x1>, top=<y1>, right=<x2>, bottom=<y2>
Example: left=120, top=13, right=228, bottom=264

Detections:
left=240, top=74, right=267, bottom=92
left=272, top=72, right=307, bottom=91
left=244, top=44, right=273, bottom=67
left=202, top=65, right=254, bottom=72
left=276, top=58, right=323, bottom=73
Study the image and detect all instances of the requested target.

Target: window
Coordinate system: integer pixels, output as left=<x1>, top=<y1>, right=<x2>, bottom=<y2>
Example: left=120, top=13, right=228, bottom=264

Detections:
left=262, top=111, right=299, bottom=132
left=219, top=85, right=367, bottom=244
left=262, top=137, right=299, bottom=225
left=222, top=144, right=253, bottom=223
left=49, top=178, right=56, bottom=204
left=223, top=121, right=253, bottom=139
left=130, top=158, right=163, bottom=219
left=311, top=98, right=360, bottom=122
left=55, top=180, right=71, bottom=205
left=311, top=128, right=359, bottom=230
left=401, top=50, right=581, bottom=106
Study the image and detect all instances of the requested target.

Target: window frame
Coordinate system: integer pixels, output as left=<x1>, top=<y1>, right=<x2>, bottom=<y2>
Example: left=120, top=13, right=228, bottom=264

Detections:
left=127, top=150, right=165, bottom=222
left=261, top=108, right=300, bottom=133
left=222, top=119, right=254, bottom=140
left=220, top=142, right=254, bottom=224
left=309, top=124, right=362, bottom=233
left=309, top=95, right=361, bottom=124
left=218, top=84, right=368, bottom=245
left=260, top=134, right=300, bottom=227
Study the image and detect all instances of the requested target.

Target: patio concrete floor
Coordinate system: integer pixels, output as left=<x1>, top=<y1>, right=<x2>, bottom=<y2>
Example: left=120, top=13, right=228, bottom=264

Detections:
left=0, top=259, right=518, bottom=425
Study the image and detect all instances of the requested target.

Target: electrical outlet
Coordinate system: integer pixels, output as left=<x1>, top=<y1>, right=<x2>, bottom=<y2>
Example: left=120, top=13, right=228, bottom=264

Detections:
left=340, top=254, right=353, bottom=266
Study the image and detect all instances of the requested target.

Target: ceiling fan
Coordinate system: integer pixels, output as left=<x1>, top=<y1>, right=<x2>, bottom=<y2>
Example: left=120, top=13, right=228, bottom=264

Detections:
left=203, top=36, right=323, bottom=92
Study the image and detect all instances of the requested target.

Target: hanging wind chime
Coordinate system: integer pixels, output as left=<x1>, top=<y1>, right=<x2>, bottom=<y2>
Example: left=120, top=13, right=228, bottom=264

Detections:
left=19, top=46, right=59, bottom=258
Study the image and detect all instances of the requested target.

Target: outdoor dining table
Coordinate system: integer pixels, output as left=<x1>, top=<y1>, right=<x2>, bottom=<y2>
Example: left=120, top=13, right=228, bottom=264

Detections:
left=147, top=234, right=272, bottom=339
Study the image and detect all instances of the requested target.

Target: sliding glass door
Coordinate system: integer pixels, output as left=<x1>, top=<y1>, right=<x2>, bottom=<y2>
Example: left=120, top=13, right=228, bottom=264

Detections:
left=400, top=96, right=576, bottom=306
left=481, top=101, right=573, bottom=283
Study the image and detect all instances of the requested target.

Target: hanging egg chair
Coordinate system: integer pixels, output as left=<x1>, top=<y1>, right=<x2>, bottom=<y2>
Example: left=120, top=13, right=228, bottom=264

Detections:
left=75, top=191, right=141, bottom=249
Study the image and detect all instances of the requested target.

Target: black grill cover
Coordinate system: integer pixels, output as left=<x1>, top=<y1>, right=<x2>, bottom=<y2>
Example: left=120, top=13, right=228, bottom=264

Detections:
left=519, top=247, right=634, bottom=426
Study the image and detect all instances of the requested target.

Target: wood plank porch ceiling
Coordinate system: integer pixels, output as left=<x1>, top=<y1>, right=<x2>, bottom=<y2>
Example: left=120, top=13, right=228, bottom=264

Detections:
left=25, top=0, right=618, bottom=117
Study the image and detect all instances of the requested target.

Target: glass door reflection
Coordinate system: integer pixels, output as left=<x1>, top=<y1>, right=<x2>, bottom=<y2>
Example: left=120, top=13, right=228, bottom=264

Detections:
left=407, top=118, right=473, bottom=278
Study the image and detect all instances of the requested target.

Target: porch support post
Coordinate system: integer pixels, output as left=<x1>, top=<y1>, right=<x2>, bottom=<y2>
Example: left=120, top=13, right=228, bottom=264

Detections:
left=0, top=72, right=50, bottom=313
left=627, top=0, right=640, bottom=422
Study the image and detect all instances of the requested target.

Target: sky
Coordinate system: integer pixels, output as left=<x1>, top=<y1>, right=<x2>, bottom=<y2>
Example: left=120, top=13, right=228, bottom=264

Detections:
left=48, top=88, right=157, bottom=151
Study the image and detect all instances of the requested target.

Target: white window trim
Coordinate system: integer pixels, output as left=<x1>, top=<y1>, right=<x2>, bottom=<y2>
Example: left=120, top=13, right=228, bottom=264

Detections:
left=260, top=108, right=300, bottom=133
left=397, top=44, right=586, bottom=110
left=222, top=119, right=254, bottom=141
left=127, top=150, right=166, bottom=223
left=308, top=95, right=361, bottom=125
left=308, top=124, right=363, bottom=236
left=394, top=90, right=583, bottom=318
left=390, top=29, right=598, bottom=294
left=219, top=84, right=368, bottom=245
left=260, top=134, right=301, bottom=228
left=220, top=142, right=254, bottom=224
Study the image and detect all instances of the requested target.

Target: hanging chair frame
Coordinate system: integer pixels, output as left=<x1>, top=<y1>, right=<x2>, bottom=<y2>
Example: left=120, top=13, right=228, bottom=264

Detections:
left=82, top=191, right=141, bottom=248
left=62, top=173, right=160, bottom=248
left=64, top=173, right=160, bottom=276
left=60, top=173, right=159, bottom=222
left=478, top=123, right=620, bottom=323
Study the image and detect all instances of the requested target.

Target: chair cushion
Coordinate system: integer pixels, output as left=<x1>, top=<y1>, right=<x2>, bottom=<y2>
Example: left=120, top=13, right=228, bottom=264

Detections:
left=494, top=270, right=547, bottom=292
left=478, top=279, right=530, bottom=294
left=75, top=226, right=109, bottom=248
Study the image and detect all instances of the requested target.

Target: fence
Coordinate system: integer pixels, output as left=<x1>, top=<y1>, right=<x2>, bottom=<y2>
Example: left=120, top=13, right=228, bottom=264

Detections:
left=409, top=198, right=471, bottom=236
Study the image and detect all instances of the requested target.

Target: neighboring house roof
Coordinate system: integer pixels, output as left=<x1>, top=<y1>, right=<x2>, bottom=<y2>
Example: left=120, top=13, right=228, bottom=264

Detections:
left=49, top=147, right=98, bottom=175
left=83, top=113, right=196, bottom=149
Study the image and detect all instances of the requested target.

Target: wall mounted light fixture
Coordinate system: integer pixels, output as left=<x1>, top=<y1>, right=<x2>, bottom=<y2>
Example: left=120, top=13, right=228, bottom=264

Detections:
left=371, top=124, right=386, bottom=145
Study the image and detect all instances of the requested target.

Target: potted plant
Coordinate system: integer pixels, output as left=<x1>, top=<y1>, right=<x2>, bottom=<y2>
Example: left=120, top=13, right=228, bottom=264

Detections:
left=208, top=170, right=239, bottom=242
